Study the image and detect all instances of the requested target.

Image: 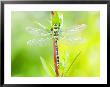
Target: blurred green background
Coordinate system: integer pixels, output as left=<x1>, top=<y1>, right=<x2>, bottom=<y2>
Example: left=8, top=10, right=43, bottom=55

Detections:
left=11, top=11, right=100, bottom=77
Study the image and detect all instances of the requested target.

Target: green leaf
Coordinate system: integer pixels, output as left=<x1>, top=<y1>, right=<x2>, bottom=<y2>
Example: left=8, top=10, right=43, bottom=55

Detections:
left=63, top=51, right=81, bottom=76
left=40, top=56, right=55, bottom=76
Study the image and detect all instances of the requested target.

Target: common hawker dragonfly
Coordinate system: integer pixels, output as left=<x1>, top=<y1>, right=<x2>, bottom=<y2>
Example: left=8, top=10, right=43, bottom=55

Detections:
left=26, top=11, right=87, bottom=76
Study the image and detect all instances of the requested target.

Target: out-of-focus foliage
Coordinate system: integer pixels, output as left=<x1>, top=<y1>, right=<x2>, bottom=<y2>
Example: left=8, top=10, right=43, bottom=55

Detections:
left=11, top=11, right=100, bottom=77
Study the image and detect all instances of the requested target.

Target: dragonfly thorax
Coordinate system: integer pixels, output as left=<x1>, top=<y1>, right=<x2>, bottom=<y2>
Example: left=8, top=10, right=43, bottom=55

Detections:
left=51, top=23, right=60, bottom=41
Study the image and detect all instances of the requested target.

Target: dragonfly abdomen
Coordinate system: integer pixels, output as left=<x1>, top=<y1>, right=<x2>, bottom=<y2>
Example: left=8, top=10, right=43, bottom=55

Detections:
left=54, top=41, right=59, bottom=67
left=52, top=23, right=60, bottom=67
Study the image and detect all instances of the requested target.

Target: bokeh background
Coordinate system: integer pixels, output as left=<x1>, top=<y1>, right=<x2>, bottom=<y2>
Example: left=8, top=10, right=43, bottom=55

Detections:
left=11, top=11, right=100, bottom=77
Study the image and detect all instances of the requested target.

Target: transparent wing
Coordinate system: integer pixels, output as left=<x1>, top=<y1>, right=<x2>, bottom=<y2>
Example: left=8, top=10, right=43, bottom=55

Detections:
left=59, top=24, right=87, bottom=44
left=27, top=37, right=52, bottom=47
left=61, top=24, right=86, bottom=33
left=26, top=26, right=51, bottom=37
left=26, top=21, right=53, bottom=47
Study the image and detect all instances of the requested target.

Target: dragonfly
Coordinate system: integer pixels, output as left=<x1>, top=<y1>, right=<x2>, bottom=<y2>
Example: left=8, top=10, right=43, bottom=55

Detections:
left=26, top=11, right=87, bottom=77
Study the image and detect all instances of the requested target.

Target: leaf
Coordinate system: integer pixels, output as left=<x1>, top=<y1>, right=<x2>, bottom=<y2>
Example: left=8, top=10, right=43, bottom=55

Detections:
left=63, top=51, right=81, bottom=76
left=40, top=56, right=55, bottom=76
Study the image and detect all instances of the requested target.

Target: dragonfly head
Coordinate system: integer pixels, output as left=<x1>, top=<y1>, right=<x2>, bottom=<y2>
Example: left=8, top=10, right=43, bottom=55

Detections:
left=51, top=11, right=63, bottom=29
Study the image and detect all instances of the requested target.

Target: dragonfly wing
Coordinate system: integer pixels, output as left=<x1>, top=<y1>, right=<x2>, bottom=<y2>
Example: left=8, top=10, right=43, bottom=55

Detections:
left=26, top=26, right=51, bottom=37
left=60, top=36, right=84, bottom=45
left=37, top=22, right=47, bottom=30
left=61, top=24, right=87, bottom=33
left=27, top=37, right=52, bottom=47
left=59, top=24, right=87, bottom=44
left=60, top=35, right=86, bottom=45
